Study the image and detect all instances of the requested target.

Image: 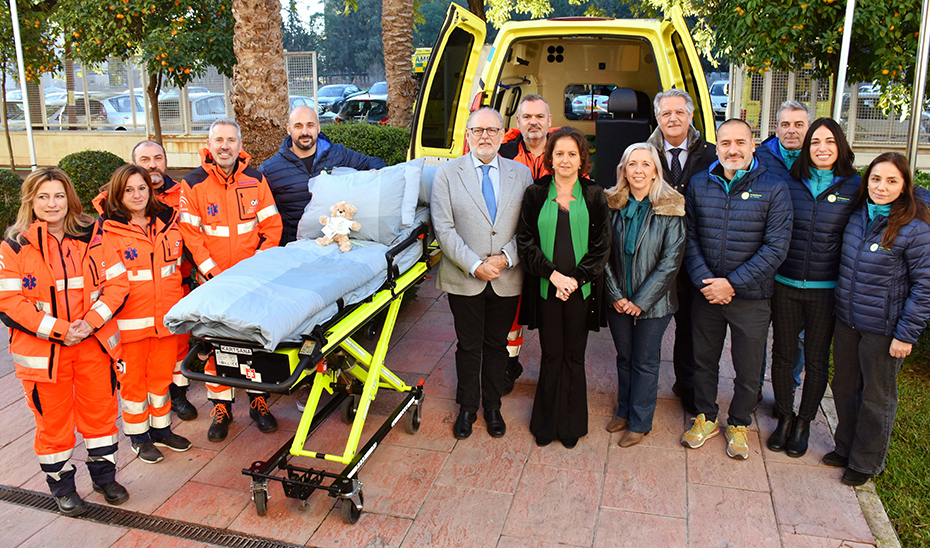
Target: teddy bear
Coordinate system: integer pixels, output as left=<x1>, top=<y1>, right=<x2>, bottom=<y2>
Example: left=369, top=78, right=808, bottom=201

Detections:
left=316, top=201, right=361, bottom=252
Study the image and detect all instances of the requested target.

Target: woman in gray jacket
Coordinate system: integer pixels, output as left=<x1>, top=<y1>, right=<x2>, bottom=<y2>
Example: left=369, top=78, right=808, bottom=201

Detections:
left=604, top=143, right=686, bottom=447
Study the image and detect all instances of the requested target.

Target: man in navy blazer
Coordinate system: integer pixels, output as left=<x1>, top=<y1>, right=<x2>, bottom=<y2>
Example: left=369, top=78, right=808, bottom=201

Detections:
left=430, top=107, right=533, bottom=440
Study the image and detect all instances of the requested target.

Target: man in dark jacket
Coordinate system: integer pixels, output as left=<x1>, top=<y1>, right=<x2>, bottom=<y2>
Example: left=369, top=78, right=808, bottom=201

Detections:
left=259, top=105, right=387, bottom=245
left=644, top=89, right=716, bottom=419
left=680, top=119, right=793, bottom=461
left=755, top=100, right=810, bottom=183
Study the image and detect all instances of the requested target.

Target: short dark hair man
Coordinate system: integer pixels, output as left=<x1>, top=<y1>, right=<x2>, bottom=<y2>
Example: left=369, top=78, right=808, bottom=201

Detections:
left=680, top=119, right=792, bottom=461
left=755, top=100, right=811, bottom=182
left=642, top=89, right=716, bottom=420
left=259, top=105, right=387, bottom=245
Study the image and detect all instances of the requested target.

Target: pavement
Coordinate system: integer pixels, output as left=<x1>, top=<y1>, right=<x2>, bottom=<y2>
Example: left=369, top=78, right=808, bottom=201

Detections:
left=0, top=272, right=890, bottom=547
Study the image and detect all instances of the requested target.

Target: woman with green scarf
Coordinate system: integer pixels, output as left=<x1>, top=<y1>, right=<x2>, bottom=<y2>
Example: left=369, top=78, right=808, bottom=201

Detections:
left=516, top=127, right=611, bottom=449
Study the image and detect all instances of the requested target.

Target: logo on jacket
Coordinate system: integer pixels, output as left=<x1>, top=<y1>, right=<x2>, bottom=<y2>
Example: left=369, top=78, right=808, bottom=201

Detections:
left=22, top=275, right=36, bottom=290
left=207, top=203, right=219, bottom=217
left=124, top=247, right=138, bottom=261
left=251, top=199, right=259, bottom=206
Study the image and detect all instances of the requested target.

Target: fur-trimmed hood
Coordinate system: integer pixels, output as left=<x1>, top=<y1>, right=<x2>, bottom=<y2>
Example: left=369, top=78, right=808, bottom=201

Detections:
left=605, top=185, right=685, bottom=216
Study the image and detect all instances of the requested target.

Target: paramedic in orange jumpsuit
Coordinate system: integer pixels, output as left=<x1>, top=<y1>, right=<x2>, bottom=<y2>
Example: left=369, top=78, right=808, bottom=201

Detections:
left=178, top=118, right=283, bottom=442
left=0, top=167, right=130, bottom=516
left=101, top=164, right=193, bottom=464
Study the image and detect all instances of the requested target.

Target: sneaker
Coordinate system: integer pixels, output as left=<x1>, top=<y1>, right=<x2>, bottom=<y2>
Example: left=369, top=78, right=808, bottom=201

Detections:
left=131, top=441, right=164, bottom=464
left=681, top=413, right=719, bottom=449
left=207, top=402, right=233, bottom=442
left=152, top=433, right=192, bottom=452
left=725, top=425, right=750, bottom=460
left=250, top=395, right=278, bottom=433
left=295, top=384, right=311, bottom=412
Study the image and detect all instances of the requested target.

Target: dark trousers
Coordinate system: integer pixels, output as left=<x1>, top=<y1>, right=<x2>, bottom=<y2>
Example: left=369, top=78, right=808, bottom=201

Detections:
left=607, top=310, right=672, bottom=433
left=447, top=283, right=519, bottom=413
left=832, top=321, right=903, bottom=475
left=771, top=283, right=835, bottom=420
left=692, top=295, right=770, bottom=427
left=531, top=292, right=590, bottom=440
left=672, top=270, right=696, bottom=390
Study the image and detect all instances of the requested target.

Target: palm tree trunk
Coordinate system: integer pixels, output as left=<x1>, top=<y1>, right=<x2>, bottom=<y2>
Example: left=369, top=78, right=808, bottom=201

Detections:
left=382, top=0, right=417, bottom=129
left=231, top=0, right=290, bottom=165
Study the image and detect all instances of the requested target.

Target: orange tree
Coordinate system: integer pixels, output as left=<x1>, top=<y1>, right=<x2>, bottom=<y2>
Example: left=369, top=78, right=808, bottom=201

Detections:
left=691, top=0, right=928, bottom=110
left=55, top=0, right=235, bottom=142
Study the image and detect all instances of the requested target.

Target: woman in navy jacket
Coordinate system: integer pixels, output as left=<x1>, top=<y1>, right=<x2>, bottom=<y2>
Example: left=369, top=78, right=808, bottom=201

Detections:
left=767, top=118, right=860, bottom=457
left=828, top=152, right=930, bottom=486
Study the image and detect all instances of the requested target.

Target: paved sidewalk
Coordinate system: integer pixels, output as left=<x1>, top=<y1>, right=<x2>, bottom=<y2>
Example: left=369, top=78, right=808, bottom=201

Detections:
left=0, top=273, right=882, bottom=547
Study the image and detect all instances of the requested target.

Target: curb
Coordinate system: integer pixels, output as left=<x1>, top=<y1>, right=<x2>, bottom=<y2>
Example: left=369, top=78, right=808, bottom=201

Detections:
left=820, top=387, right=902, bottom=547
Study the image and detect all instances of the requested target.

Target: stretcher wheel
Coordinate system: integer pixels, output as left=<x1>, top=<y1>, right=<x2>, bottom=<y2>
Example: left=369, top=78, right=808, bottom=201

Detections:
left=341, top=394, right=360, bottom=424
left=404, top=397, right=422, bottom=434
left=341, top=489, right=363, bottom=524
left=253, top=489, right=268, bottom=516
left=366, top=322, right=378, bottom=341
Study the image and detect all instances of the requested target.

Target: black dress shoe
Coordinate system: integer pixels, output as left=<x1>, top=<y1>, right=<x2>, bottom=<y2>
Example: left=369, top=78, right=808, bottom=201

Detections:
left=822, top=450, right=849, bottom=468
left=561, top=437, right=579, bottom=449
left=93, top=481, right=129, bottom=505
left=785, top=418, right=811, bottom=457
left=453, top=410, right=478, bottom=439
left=841, top=468, right=873, bottom=486
left=484, top=409, right=506, bottom=438
left=170, top=384, right=198, bottom=421
left=535, top=436, right=551, bottom=447
left=766, top=412, right=795, bottom=452
left=502, top=358, right=523, bottom=396
left=55, top=492, right=87, bottom=517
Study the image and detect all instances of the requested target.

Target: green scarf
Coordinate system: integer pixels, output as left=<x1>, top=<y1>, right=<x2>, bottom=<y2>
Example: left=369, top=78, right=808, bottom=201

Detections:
left=779, top=141, right=801, bottom=169
left=537, top=179, right=590, bottom=300
left=867, top=202, right=891, bottom=221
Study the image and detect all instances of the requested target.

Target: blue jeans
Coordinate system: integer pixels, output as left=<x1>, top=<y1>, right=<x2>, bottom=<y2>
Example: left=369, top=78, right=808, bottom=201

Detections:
left=607, top=310, right=672, bottom=433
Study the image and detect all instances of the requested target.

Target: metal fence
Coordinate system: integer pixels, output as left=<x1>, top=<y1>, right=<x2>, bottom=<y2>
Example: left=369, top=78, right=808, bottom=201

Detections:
left=728, top=66, right=930, bottom=146
left=2, top=52, right=317, bottom=135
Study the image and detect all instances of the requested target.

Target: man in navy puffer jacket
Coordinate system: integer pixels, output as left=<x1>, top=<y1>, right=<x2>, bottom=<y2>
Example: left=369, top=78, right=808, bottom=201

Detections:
left=259, top=105, right=387, bottom=245
left=680, top=119, right=793, bottom=461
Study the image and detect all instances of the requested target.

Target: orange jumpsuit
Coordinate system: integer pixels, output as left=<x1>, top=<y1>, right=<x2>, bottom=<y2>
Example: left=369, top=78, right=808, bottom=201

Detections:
left=102, top=207, right=186, bottom=440
left=178, top=149, right=282, bottom=402
left=0, top=220, right=129, bottom=496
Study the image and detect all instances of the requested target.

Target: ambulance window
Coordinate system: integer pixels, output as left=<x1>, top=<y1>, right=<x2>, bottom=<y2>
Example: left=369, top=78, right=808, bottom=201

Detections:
left=670, top=32, right=706, bottom=137
left=564, top=85, right=618, bottom=121
left=421, top=27, right=474, bottom=149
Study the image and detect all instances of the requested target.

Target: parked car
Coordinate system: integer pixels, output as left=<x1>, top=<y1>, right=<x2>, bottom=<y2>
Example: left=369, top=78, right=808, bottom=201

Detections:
left=567, top=87, right=612, bottom=120
left=709, top=80, right=728, bottom=119
left=289, top=95, right=316, bottom=110
left=158, top=92, right=228, bottom=132
left=159, top=86, right=211, bottom=99
left=335, top=94, right=388, bottom=124
left=367, top=81, right=388, bottom=99
left=49, top=98, right=108, bottom=128
left=50, top=92, right=146, bottom=130
left=316, top=84, right=362, bottom=114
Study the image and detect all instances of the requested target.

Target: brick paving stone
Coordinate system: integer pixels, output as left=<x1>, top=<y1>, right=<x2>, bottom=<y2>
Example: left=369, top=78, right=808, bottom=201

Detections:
left=0, top=349, right=12, bottom=378
left=396, top=294, right=434, bottom=324
left=593, top=508, right=687, bottom=548
left=382, top=395, right=458, bottom=453
left=0, top=372, right=24, bottom=412
left=502, top=464, right=602, bottom=546
left=401, top=484, right=512, bottom=548
left=686, top=427, right=770, bottom=492
left=421, top=356, right=456, bottom=401
left=768, top=461, right=874, bottom=543
left=602, top=444, right=687, bottom=518
left=386, top=338, right=453, bottom=375
left=226, top=480, right=333, bottom=545
left=0, top=501, right=59, bottom=547
left=310, top=511, right=412, bottom=548
left=403, top=312, right=456, bottom=342
left=16, top=514, right=127, bottom=548
left=779, top=532, right=876, bottom=548
left=426, top=292, right=449, bottom=312
left=170, top=396, right=254, bottom=452
left=0, top=431, right=44, bottom=487
left=354, top=444, right=447, bottom=519
left=622, top=397, right=686, bottom=451
left=435, top=429, right=532, bottom=494
left=153, top=481, right=251, bottom=529
left=528, top=414, right=611, bottom=473
left=496, top=538, right=586, bottom=548
left=498, top=383, right=536, bottom=434
left=688, top=483, right=781, bottom=548
left=0, top=397, right=37, bottom=448
left=192, top=428, right=295, bottom=492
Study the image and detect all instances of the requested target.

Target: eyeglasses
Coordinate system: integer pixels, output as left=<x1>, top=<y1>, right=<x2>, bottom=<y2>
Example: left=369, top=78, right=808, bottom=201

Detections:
left=466, top=127, right=501, bottom=137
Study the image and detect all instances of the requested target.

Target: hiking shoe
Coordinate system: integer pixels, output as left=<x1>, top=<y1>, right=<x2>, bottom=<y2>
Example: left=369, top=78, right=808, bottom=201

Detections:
left=681, top=413, right=719, bottom=449
left=725, top=425, right=750, bottom=460
left=250, top=395, right=278, bottom=433
left=54, top=491, right=87, bottom=516
left=295, top=384, right=311, bottom=412
left=131, top=441, right=164, bottom=464
left=152, top=433, right=192, bottom=452
left=93, top=481, right=129, bottom=505
left=207, top=402, right=233, bottom=442
left=170, top=384, right=198, bottom=421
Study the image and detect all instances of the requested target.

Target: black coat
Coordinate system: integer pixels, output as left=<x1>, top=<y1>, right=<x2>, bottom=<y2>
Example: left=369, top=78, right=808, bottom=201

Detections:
left=516, top=175, right=611, bottom=331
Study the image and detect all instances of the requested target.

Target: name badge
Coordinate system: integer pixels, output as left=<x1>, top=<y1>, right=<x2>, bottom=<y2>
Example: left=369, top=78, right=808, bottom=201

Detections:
left=870, top=243, right=879, bottom=252
left=741, top=191, right=750, bottom=200
left=827, top=194, right=837, bottom=203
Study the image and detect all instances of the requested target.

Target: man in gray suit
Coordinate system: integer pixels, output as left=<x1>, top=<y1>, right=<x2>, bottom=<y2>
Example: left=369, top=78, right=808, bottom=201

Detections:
left=431, top=107, right=534, bottom=440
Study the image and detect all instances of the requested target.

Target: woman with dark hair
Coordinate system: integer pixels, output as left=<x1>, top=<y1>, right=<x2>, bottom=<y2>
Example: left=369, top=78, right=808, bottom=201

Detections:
left=767, top=118, right=861, bottom=457
left=827, top=152, right=930, bottom=486
left=100, top=164, right=192, bottom=464
left=603, top=143, right=685, bottom=448
left=517, top=126, right=611, bottom=448
left=0, top=167, right=130, bottom=515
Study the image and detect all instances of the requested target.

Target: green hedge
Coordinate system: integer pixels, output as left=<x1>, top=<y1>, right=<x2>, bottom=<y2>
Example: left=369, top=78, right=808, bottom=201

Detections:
left=323, top=123, right=410, bottom=166
left=0, top=169, right=23, bottom=234
left=58, top=150, right=126, bottom=212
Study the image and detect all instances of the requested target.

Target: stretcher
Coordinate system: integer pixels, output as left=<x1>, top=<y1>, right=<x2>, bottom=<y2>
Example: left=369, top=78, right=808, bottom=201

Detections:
left=174, top=220, right=437, bottom=523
